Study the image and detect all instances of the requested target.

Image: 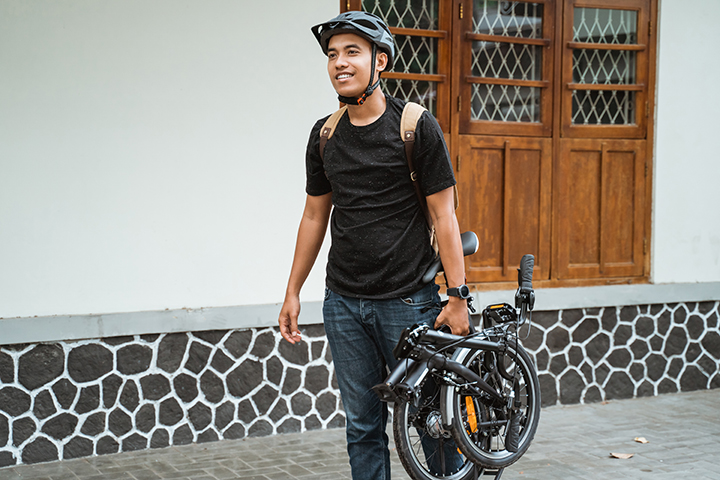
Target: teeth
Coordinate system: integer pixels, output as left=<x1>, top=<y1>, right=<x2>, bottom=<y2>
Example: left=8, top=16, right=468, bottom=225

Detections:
left=337, top=74, right=352, bottom=79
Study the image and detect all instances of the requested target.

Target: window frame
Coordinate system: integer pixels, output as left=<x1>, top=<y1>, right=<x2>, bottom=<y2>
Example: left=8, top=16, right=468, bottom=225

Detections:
left=560, top=0, right=651, bottom=139
left=458, top=0, right=556, bottom=137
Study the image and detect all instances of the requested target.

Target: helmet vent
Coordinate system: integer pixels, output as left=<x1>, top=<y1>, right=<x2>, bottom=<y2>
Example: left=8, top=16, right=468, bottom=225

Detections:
left=355, top=19, right=378, bottom=30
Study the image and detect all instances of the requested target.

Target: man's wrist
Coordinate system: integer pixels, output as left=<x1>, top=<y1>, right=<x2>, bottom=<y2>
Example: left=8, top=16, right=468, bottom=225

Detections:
left=446, top=296, right=467, bottom=305
left=447, top=284, right=471, bottom=300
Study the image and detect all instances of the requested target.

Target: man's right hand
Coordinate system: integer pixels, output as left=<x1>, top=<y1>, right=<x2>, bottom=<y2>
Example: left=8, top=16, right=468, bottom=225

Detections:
left=279, top=295, right=302, bottom=344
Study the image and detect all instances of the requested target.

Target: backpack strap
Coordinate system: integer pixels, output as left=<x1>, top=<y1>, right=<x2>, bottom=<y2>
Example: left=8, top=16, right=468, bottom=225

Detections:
left=319, top=106, right=348, bottom=161
left=401, top=102, right=432, bottom=228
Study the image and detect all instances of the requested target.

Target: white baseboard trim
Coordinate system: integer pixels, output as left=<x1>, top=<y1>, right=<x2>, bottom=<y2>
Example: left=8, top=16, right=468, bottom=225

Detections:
left=2, top=282, right=718, bottom=345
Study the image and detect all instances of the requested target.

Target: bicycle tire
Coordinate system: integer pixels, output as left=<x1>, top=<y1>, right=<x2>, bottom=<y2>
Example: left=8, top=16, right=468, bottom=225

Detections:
left=393, top=378, right=478, bottom=480
left=449, top=339, right=540, bottom=469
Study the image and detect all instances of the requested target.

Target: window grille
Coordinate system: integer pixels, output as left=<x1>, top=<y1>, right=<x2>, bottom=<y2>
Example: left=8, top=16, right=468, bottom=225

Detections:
left=570, top=8, right=638, bottom=125
left=470, top=1, right=544, bottom=123
left=362, top=0, right=441, bottom=115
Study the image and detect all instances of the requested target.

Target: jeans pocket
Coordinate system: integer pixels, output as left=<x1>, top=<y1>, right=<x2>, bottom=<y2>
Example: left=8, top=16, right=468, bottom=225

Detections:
left=324, top=287, right=332, bottom=301
left=400, top=283, right=440, bottom=308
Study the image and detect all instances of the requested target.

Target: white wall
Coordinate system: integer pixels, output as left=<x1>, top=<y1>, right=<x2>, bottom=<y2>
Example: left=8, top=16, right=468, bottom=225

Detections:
left=2, top=0, right=719, bottom=322
left=0, top=0, right=337, bottom=318
left=652, top=0, right=720, bottom=283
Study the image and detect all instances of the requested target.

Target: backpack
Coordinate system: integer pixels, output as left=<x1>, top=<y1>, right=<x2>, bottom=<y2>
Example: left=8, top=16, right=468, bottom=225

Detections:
left=318, top=102, right=458, bottom=256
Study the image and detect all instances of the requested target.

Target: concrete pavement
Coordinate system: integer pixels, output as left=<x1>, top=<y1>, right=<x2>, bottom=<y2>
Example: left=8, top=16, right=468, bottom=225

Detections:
left=3, top=389, right=719, bottom=480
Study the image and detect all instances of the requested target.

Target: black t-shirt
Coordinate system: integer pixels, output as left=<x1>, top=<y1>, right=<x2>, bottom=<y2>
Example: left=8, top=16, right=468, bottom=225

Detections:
left=305, top=96, right=456, bottom=299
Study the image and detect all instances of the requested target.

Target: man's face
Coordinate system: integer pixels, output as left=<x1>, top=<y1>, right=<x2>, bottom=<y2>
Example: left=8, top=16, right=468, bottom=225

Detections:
left=326, top=33, right=386, bottom=98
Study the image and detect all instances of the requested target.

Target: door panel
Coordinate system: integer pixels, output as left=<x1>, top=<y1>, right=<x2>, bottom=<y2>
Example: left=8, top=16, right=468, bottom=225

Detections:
left=457, top=136, right=551, bottom=282
left=556, top=138, right=646, bottom=278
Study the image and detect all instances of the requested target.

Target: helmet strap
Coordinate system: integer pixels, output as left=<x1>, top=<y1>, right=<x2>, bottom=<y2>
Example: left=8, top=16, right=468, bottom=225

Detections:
left=337, top=44, right=381, bottom=106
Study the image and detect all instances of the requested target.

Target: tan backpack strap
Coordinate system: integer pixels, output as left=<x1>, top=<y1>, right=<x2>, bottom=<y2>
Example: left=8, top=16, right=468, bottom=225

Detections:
left=401, top=102, right=432, bottom=228
left=400, top=102, right=426, bottom=169
left=319, top=106, right=348, bottom=161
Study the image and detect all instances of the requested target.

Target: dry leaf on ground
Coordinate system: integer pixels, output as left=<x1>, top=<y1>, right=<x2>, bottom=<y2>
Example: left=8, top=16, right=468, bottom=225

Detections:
left=634, top=437, right=649, bottom=444
left=610, top=452, right=635, bottom=459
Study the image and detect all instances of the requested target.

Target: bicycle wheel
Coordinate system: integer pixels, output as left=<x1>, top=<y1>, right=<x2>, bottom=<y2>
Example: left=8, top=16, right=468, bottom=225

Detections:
left=449, top=339, right=540, bottom=469
left=393, top=375, right=477, bottom=480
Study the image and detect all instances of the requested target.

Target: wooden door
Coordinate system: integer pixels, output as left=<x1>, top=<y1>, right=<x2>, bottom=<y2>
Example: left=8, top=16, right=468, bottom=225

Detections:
left=346, top=0, right=657, bottom=286
left=555, top=0, right=652, bottom=279
left=457, top=136, right=552, bottom=282
left=453, top=0, right=555, bottom=283
left=555, top=139, right=646, bottom=278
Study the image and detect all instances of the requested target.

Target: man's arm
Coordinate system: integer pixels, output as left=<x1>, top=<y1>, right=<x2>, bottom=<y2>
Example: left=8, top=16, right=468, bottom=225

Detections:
left=278, top=192, right=332, bottom=344
left=426, top=186, right=469, bottom=336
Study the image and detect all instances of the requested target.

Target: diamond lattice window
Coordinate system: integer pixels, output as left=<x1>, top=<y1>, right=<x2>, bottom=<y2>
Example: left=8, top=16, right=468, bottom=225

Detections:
left=363, top=0, right=438, bottom=30
left=469, top=1, right=544, bottom=123
left=394, top=34, right=438, bottom=75
left=570, top=8, right=638, bottom=125
left=572, top=8, right=637, bottom=44
left=472, top=84, right=539, bottom=122
left=382, top=79, right=437, bottom=114
left=362, top=0, right=441, bottom=115
left=473, top=1, right=543, bottom=38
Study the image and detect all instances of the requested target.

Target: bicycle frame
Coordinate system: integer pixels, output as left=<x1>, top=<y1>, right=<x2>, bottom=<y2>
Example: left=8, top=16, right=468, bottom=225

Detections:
left=374, top=321, right=526, bottom=425
left=373, top=267, right=535, bottom=431
left=380, top=250, right=538, bottom=479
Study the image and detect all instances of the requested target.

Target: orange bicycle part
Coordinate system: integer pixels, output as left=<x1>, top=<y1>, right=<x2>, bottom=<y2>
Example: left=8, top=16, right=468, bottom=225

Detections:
left=465, top=396, right=477, bottom=433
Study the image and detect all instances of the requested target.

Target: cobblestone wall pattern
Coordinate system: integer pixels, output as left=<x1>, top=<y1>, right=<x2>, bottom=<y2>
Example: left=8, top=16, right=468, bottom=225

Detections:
left=0, top=301, right=718, bottom=467
left=0, top=326, right=342, bottom=467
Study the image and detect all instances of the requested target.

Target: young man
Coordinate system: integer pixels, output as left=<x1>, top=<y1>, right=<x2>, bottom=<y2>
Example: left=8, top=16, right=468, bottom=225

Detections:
left=278, top=11, right=470, bottom=480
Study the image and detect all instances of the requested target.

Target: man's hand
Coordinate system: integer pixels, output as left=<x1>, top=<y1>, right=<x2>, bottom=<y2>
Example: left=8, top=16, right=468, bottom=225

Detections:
left=279, top=295, right=303, bottom=344
left=278, top=193, right=331, bottom=345
left=434, top=297, right=470, bottom=336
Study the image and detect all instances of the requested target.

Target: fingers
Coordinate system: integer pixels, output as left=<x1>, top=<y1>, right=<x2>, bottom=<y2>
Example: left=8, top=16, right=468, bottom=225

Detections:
left=279, top=316, right=302, bottom=344
left=434, top=309, right=470, bottom=336
left=279, top=308, right=302, bottom=344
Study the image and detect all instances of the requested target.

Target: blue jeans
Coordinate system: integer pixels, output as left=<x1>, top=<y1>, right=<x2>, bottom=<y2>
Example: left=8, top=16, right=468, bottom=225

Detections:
left=323, top=283, right=462, bottom=480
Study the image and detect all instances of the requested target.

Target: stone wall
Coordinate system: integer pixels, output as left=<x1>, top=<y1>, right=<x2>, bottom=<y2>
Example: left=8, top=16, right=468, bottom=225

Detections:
left=0, top=325, right=342, bottom=467
left=524, top=302, right=720, bottom=406
left=0, top=301, right=718, bottom=467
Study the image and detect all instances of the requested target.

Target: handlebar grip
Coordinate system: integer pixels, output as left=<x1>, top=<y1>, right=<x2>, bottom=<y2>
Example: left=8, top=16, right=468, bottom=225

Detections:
left=518, top=254, right=534, bottom=290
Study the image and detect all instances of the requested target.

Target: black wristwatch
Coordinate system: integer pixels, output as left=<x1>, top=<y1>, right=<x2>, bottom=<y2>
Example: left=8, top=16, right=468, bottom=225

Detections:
left=447, top=284, right=471, bottom=300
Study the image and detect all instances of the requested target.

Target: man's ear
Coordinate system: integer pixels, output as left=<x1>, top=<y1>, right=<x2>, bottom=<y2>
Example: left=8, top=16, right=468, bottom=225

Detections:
left=376, top=51, right=389, bottom=73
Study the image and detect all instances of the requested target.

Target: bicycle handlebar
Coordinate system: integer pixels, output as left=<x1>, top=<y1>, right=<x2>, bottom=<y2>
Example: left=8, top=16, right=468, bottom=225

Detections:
left=421, top=231, right=479, bottom=284
left=518, top=254, right=534, bottom=290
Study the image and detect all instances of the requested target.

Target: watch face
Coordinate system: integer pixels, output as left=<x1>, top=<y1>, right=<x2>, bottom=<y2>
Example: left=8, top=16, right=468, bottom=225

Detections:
left=460, top=285, right=470, bottom=297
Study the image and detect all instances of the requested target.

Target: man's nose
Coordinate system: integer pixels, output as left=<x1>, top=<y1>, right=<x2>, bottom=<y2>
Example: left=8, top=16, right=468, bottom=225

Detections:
left=335, top=53, right=349, bottom=67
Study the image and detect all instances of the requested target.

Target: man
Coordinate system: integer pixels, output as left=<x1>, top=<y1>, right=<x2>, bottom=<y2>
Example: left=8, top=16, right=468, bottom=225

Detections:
left=278, top=11, right=470, bottom=480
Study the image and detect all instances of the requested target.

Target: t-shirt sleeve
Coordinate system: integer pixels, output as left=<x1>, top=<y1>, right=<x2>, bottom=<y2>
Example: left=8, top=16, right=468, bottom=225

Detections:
left=413, top=111, right=456, bottom=197
left=305, top=116, right=333, bottom=196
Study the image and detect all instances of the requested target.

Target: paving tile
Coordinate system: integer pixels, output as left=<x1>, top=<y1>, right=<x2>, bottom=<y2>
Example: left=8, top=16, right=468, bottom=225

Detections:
left=3, top=390, right=720, bottom=479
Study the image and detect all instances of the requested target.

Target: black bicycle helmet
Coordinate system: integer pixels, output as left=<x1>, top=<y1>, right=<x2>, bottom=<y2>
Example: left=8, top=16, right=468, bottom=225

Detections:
left=311, top=11, right=395, bottom=105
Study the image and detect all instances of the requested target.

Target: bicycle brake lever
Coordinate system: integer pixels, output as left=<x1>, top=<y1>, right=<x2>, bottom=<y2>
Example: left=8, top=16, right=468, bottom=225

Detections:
left=467, top=296, right=476, bottom=314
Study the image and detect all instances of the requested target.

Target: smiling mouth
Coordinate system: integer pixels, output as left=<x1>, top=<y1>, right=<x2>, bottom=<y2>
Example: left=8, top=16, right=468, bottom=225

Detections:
left=336, top=73, right=353, bottom=80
